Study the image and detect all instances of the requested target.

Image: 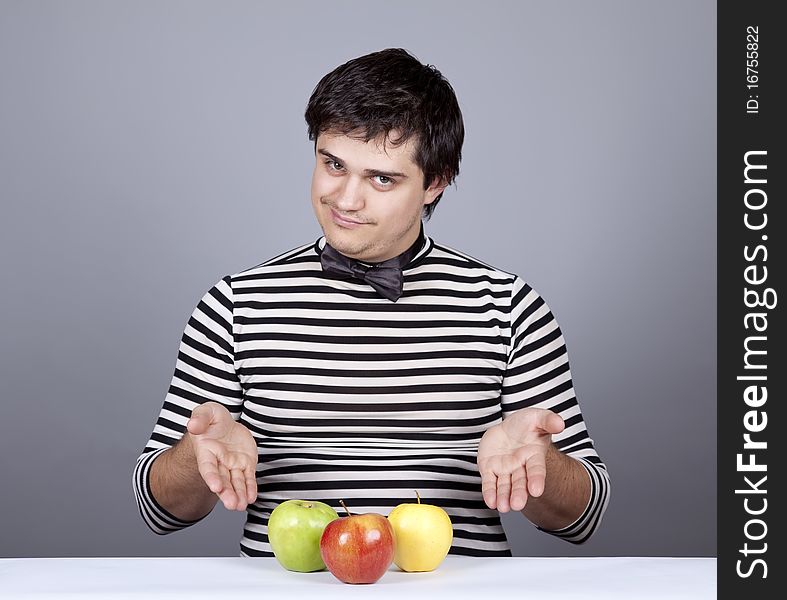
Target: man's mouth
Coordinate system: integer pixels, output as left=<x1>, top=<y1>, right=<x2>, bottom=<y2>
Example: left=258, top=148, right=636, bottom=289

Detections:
left=330, top=208, right=368, bottom=227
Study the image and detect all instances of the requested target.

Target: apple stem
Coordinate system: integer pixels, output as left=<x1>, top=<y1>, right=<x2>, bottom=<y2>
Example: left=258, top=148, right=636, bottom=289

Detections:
left=339, top=499, right=352, bottom=516
left=415, top=490, right=421, bottom=504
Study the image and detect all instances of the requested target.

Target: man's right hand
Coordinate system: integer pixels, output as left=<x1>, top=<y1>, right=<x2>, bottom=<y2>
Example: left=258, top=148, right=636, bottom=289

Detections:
left=186, top=401, right=258, bottom=512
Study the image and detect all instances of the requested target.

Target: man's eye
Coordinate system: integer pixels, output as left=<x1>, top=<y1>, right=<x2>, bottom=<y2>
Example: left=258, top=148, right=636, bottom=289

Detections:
left=325, top=160, right=343, bottom=171
left=374, top=175, right=393, bottom=186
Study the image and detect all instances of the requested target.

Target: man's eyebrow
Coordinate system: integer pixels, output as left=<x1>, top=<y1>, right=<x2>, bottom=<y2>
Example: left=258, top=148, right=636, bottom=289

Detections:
left=317, top=149, right=409, bottom=179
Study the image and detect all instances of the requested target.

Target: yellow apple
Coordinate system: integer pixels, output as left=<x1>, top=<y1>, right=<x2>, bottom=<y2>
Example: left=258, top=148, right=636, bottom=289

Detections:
left=387, top=491, right=453, bottom=572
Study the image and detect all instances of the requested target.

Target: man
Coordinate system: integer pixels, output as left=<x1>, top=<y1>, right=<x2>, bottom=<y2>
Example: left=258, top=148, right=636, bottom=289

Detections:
left=133, top=48, right=610, bottom=557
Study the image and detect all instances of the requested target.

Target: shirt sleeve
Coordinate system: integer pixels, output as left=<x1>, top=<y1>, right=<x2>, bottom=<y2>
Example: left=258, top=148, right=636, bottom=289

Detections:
left=501, top=276, right=611, bottom=544
left=132, top=276, right=244, bottom=534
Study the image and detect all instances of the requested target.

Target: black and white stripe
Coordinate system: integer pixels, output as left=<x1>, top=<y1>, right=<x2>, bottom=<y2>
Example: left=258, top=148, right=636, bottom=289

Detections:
left=133, top=235, right=610, bottom=556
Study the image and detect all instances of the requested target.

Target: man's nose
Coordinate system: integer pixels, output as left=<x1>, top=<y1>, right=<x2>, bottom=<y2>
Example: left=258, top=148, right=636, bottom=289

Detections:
left=333, top=176, right=365, bottom=211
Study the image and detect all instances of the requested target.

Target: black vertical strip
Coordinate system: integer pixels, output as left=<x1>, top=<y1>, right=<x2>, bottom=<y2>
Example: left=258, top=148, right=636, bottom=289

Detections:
left=718, top=2, right=783, bottom=597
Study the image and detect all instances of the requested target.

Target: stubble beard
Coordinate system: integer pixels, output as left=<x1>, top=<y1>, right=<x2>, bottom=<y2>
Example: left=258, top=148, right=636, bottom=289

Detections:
left=323, top=207, right=422, bottom=263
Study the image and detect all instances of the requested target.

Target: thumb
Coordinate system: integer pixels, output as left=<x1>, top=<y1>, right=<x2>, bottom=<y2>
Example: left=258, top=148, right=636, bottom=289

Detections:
left=543, top=411, right=565, bottom=435
left=187, top=403, right=217, bottom=435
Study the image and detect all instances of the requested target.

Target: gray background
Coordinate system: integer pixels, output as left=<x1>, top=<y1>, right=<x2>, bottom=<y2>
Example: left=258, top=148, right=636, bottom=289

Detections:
left=0, top=0, right=716, bottom=557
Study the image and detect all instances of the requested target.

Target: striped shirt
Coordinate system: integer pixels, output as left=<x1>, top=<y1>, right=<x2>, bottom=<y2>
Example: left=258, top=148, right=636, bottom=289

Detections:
left=133, top=234, right=610, bottom=556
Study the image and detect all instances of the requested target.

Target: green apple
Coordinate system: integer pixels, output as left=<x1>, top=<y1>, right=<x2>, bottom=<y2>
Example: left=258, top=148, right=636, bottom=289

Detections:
left=268, top=500, right=339, bottom=572
left=387, top=491, right=453, bottom=572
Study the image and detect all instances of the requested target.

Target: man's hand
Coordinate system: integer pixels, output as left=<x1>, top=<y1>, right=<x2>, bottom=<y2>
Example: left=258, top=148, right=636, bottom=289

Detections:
left=477, top=408, right=565, bottom=513
left=187, top=401, right=258, bottom=512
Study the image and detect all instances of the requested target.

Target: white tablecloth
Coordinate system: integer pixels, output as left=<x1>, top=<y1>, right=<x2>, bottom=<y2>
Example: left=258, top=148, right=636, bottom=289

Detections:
left=0, top=556, right=716, bottom=599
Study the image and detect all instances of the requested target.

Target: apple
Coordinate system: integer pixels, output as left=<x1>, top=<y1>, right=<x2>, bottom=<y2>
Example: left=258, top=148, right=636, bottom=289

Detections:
left=319, top=500, right=396, bottom=584
left=387, top=490, right=453, bottom=572
left=268, top=499, right=339, bottom=572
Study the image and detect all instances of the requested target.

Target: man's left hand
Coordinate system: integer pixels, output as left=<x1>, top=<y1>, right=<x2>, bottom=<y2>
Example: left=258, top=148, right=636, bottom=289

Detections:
left=477, top=408, right=565, bottom=512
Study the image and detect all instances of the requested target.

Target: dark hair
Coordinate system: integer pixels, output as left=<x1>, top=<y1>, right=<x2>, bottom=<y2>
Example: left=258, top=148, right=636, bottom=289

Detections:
left=305, top=48, right=464, bottom=220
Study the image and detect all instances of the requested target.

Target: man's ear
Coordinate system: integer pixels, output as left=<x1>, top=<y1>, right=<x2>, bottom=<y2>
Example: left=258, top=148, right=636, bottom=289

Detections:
left=424, top=177, right=449, bottom=205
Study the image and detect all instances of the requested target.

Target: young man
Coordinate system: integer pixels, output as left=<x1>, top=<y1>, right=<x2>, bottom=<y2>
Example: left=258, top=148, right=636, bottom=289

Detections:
left=133, top=48, right=610, bottom=557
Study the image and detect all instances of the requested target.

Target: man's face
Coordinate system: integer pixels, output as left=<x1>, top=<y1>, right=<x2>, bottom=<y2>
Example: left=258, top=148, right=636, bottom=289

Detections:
left=311, top=131, right=445, bottom=263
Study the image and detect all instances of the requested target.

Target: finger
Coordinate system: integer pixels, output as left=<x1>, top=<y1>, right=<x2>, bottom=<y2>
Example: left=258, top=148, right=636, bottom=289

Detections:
left=496, top=473, right=512, bottom=513
left=525, top=452, right=548, bottom=497
left=230, top=468, right=248, bottom=511
left=509, top=467, right=528, bottom=511
left=195, top=451, right=223, bottom=494
left=245, top=466, right=258, bottom=504
left=217, top=464, right=239, bottom=510
left=479, top=466, right=498, bottom=510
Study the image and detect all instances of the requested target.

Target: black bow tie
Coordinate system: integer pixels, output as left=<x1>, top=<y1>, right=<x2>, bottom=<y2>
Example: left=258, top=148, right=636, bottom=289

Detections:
left=319, top=229, right=425, bottom=302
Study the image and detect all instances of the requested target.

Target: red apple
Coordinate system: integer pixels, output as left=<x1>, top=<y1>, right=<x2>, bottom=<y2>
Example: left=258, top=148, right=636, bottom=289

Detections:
left=319, top=501, right=395, bottom=584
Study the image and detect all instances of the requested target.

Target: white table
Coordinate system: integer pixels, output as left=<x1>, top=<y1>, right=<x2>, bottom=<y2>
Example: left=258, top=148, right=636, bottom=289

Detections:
left=0, top=556, right=716, bottom=599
